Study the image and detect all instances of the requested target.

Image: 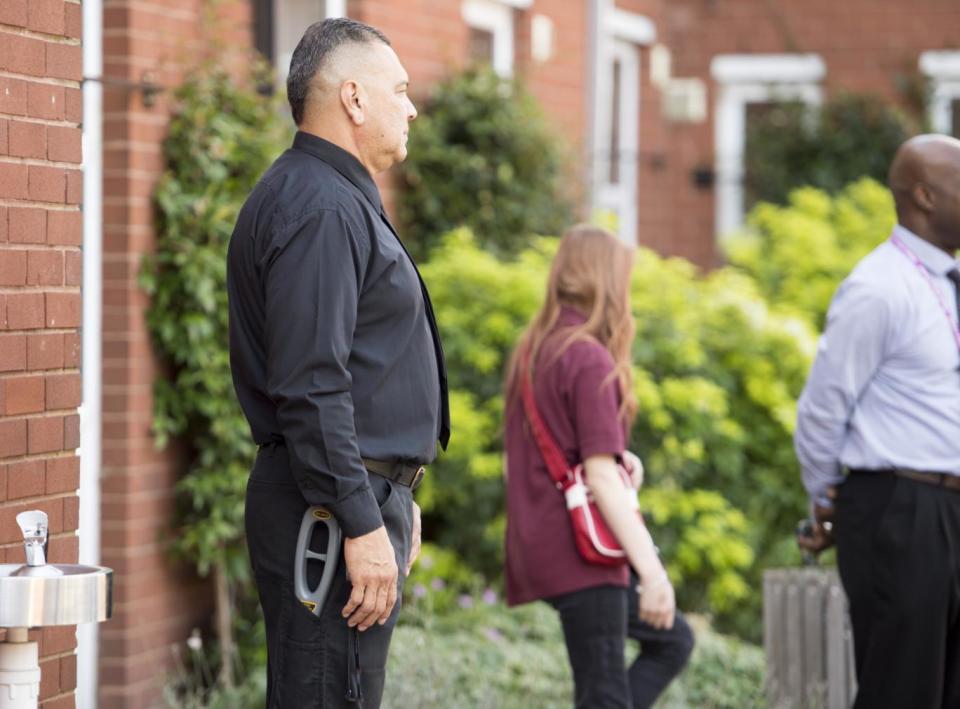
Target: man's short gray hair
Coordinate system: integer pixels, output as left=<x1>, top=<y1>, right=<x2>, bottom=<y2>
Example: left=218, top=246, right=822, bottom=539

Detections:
left=286, top=17, right=390, bottom=125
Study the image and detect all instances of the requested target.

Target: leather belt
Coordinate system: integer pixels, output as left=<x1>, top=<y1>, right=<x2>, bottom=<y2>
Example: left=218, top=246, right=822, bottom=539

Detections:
left=892, top=468, right=960, bottom=492
left=851, top=468, right=960, bottom=493
left=362, top=457, right=426, bottom=489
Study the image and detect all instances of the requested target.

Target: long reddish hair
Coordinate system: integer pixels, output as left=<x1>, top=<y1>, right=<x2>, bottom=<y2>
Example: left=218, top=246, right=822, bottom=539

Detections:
left=505, top=224, right=637, bottom=423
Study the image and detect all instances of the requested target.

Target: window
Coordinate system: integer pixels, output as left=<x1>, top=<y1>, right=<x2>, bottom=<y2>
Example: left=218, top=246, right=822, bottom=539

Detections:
left=461, top=0, right=531, bottom=77
left=272, top=0, right=346, bottom=82
left=710, top=54, right=825, bottom=238
left=920, top=51, right=960, bottom=138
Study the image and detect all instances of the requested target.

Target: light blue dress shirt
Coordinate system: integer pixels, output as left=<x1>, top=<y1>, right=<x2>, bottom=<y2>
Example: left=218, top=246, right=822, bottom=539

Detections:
left=795, top=225, right=960, bottom=507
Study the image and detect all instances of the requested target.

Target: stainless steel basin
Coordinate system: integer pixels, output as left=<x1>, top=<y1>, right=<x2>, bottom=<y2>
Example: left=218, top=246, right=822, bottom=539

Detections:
left=0, top=564, right=113, bottom=628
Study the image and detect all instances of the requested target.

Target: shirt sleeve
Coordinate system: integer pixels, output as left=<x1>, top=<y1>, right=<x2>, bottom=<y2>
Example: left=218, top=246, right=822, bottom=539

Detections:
left=263, top=209, right=382, bottom=538
left=571, top=344, right=626, bottom=460
left=795, top=278, right=895, bottom=509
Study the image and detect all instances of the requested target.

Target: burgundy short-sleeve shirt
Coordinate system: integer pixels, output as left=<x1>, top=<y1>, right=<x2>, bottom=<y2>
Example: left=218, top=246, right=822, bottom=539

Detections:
left=504, top=306, right=630, bottom=606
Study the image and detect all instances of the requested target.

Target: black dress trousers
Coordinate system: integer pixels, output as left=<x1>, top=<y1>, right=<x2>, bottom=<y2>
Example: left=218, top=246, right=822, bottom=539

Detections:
left=835, top=471, right=960, bottom=709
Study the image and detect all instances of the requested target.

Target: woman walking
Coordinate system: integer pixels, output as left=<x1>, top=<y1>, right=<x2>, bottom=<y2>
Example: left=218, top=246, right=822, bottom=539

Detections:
left=504, top=225, right=694, bottom=708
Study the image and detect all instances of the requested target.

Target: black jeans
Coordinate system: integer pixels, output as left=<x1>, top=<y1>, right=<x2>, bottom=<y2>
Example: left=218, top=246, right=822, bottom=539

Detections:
left=835, top=471, right=960, bottom=709
left=547, top=580, right=694, bottom=709
left=245, top=445, right=413, bottom=708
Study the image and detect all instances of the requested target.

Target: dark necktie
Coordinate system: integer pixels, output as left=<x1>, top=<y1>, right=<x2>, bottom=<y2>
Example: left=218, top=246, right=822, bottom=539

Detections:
left=948, top=268, right=960, bottom=325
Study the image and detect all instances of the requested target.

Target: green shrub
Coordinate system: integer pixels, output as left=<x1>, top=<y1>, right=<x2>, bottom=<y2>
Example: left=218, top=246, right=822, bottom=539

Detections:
left=399, top=67, right=573, bottom=259
left=724, top=178, right=894, bottom=328
left=744, top=92, right=915, bottom=210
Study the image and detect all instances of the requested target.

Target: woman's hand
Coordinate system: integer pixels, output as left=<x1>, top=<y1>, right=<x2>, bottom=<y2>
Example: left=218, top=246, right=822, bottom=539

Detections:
left=637, top=571, right=675, bottom=630
left=622, top=450, right=644, bottom=489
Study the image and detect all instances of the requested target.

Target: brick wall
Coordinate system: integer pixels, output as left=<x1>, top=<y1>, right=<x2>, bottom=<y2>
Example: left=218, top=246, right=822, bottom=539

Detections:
left=0, top=0, right=83, bottom=706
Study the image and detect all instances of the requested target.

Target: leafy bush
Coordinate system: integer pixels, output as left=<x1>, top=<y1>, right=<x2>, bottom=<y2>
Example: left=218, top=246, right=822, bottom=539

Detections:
left=744, top=92, right=915, bottom=210
left=421, top=228, right=817, bottom=637
left=724, top=178, right=894, bottom=328
left=399, top=67, right=574, bottom=259
left=141, top=64, right=291, bottom=677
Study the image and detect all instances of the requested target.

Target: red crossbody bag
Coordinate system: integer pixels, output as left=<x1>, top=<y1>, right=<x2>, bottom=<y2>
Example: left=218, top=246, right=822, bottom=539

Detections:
left=519, top=368, right=640, bottom=567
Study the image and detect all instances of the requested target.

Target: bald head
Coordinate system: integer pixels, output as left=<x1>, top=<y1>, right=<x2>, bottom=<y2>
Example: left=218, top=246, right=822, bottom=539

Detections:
left=888, top=134, right=960, bottom=252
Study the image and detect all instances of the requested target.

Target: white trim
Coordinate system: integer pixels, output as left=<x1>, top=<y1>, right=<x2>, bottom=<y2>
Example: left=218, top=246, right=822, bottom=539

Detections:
left=325, top=0, right=346, bottom=18
left=78, top=0, right=104, bottom=703
left=462, top=0, right=515, bottom=77
left=275, top=0, right=346, bottom=82
left=497, top=0, right=532, bottom=7
left=711, top=53, right=826, bottom=84
left=712, top=54, right=825, bottom=238
left=605, top=9, right=656, bottom=46
left=920, top=50, right=960, bottom=135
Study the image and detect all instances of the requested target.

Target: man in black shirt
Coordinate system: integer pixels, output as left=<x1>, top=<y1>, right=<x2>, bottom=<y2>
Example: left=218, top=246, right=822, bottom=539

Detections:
left=227, top=17, right=449, bottom=708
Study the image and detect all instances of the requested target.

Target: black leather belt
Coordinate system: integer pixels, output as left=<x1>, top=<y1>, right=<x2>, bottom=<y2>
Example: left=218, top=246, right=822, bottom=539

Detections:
left=850, top=468, right=960, bottom=493
left=362, top=457, right=426, bottom=489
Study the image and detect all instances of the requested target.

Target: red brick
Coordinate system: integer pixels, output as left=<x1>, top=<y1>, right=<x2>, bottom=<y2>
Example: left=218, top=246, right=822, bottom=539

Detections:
left=47, top=210, right=80, bottom=246
left=6, top=292, right=44, bottom=330
left=65, top=169, right=80, bottom=204
left=0, top=465, right=6, bottom=501
left=64, top=87, right=80, bottom=122
left=45, top=292, right=79, bottom=327
left=62, top=493, right=78, bottom=529
left=28, top=165, right=65, bottom=202
left=62, top=332, right=78, bottom=366
left=0, top=206, right=6, bottom=243
left=0, top=119, right=7, bottom=156
left=0, top=77, right=28, bottom=116
left=47, top=532, right=76, bottom=563
left=6, top=458, right=44, bottom=499
left=62, top=412, right=78, bottom=448
left=46, top=372, right=79, bottom=410
left=0, top=249, right=26, bottom=286
left=26, top=249, right=63, bottom=286
left=64, top=2, right=81, bottom=40
left=28, top=0, right=65, bottom=35
left=27, top=83, right=65, bottom=120
left=0, top=294, right=6, bottom=329
left=0, top=418, right=27, bottom=457
left=0, top=34, right=45, bottom=77
left=45, top=455, right=78, bottom=493
left=45, top=43, right=81, bottom=82
left=1, top=374, right=44, bottom=414
left=28, top=415, right=63, bottom=453
left=0, top=0, right=28, bottom=26
left=64, top=249, right=80, bottom=285
left=40, top=625, right=77, bottom=656
left=9, top=207, right=46, bottom=244
left=47, top=126, right=81, bottom=163
left=0, top=162, right=29, bottom=199
left=39, top=656, right=59, bottom=700
left=8, top=120, right=44, bottom=159
left=0, top=334, right=27, bottom=372
left=27, top=333, right=64, bottom=372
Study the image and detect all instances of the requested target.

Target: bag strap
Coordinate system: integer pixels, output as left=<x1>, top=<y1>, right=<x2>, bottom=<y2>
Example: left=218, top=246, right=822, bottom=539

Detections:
left=519, top=357, right=572, bottom=487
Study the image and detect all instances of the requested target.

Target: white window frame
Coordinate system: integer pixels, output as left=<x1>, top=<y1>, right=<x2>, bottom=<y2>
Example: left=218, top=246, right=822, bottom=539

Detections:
left=711, top=54, right=825, bottom=238
left=462, top=0, right=529, bottom=78
left=590, top=2, right=655, bottom=245
left=920, top=50, right=960, bottom=136
left=275, top=0, right=346, bottom=83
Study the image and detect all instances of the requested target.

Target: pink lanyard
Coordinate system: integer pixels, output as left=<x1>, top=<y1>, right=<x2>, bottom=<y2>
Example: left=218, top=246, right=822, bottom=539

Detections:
left=891, top=235, right=960, bottom=353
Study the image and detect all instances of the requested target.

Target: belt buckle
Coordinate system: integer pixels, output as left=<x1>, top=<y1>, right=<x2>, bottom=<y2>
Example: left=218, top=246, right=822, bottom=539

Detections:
left=411, top=466, right=426, bottom=489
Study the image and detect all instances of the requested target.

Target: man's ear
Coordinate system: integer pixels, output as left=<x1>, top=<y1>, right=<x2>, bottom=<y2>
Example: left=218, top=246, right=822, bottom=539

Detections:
left=913, top=182, right=935, bottom=213
left=340, top=80, right=365, bottom=126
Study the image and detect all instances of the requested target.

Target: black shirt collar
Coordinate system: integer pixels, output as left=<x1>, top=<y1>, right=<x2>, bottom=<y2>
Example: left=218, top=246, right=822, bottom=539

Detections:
left=292, top=130, right=383, bottom=213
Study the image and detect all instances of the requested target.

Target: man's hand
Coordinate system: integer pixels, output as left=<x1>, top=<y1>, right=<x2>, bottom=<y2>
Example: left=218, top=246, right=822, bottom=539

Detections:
left=405, top=501, right=422, bottom=576
left=623, top=450, right=644, bottom=490
left=342, top=526, right=398, bottom=631
left=797, top=487, right=837, bottom=554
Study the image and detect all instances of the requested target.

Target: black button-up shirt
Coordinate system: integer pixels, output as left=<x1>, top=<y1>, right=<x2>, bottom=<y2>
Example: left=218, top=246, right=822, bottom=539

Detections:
left=227, top=131, right=450, bottom=538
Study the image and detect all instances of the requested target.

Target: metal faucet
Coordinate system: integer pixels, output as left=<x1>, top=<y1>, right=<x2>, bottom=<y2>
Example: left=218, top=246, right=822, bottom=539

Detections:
left=16, top=511, right=49, bottom=567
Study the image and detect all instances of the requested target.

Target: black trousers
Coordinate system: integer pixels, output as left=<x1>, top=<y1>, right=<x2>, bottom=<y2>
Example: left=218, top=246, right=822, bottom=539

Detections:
left=835, top=471, right=960, bottom=709
left=547, top=581, right=694, bottom=709
left=245, top=445, right=412, bottom=709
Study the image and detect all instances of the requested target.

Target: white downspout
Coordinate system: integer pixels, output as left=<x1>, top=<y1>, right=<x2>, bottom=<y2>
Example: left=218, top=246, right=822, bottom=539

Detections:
left=78, top=0, right=103, bottom=703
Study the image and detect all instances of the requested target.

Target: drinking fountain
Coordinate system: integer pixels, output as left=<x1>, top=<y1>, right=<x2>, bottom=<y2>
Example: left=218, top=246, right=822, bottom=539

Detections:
left=0, top=511, right=113, bottom=709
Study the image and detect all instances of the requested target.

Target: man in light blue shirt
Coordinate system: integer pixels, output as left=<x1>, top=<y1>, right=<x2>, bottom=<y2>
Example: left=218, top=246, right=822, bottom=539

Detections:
left=795, top=134, right=960, bottom=709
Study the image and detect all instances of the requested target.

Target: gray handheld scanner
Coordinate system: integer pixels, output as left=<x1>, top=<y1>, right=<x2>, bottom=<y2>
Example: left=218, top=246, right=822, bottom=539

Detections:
left=294, top=506, right=343, bottom=615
